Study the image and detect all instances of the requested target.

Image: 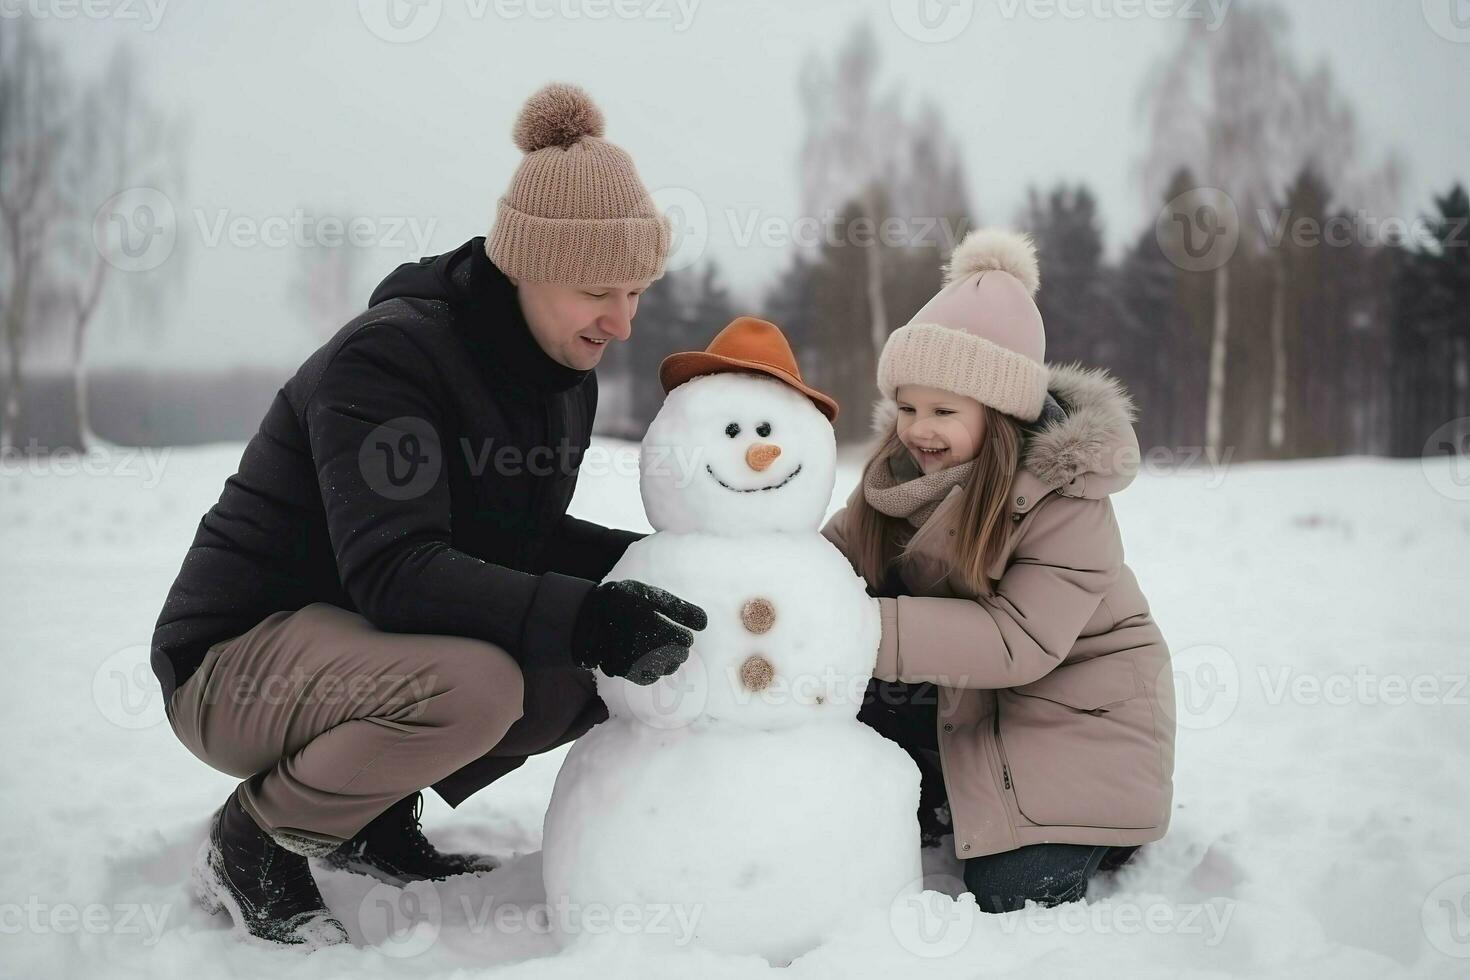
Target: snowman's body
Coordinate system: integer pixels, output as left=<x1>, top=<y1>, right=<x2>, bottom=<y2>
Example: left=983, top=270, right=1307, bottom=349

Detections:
left=542, top=373, right=921, bottom=961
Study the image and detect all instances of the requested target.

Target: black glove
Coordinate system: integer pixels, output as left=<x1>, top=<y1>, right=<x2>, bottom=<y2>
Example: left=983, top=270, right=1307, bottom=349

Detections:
left=571, top=579, right=708, bottom=685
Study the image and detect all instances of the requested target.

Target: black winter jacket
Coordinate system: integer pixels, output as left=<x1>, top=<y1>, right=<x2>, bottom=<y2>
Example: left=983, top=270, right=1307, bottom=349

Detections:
left=150, top=237, right=640, bottom=701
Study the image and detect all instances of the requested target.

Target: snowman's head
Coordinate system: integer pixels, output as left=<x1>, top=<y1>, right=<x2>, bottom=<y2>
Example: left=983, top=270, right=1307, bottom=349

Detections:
left=640, top=372, right=836, bottom=534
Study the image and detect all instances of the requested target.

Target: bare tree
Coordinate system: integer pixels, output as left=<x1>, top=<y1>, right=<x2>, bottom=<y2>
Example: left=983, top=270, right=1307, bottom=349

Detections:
left=289, top=232, right=369, bottom=338
left=796, top=22, right=971, bottom=365
left=0, top=19, right=68, bottom=452
left=2, top=21, right=184, bottom=451
left=56, top=44, right=183, bottom=448
left=796, top=23, right=898, bottom=361
left=1137, top=1, right=1397, bottom=457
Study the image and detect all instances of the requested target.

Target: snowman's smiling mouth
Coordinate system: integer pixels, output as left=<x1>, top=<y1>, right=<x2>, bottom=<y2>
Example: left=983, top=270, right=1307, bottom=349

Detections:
left=706, top=463, right=803, bottom=493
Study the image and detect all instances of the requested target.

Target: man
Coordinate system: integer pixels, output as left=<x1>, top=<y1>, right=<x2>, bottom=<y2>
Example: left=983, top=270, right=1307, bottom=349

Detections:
left=153, top=83, right=706, bottom=950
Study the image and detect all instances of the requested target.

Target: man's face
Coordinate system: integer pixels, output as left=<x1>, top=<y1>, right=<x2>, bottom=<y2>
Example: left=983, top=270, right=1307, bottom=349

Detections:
left=511, top=278, right=652, bottom=370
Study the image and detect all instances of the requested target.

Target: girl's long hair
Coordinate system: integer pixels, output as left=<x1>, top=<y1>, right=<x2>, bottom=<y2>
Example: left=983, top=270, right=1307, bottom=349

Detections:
left=849, top=403, right=1024, bottom=597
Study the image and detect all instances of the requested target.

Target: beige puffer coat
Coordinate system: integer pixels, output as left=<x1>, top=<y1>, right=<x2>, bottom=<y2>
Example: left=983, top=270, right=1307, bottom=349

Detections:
left=822, top=364, right=1175, bottom=860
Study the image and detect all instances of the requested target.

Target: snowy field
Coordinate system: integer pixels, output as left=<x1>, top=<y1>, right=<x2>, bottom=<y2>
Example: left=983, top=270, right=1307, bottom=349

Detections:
left=3, top=438, right=1469, bottom=978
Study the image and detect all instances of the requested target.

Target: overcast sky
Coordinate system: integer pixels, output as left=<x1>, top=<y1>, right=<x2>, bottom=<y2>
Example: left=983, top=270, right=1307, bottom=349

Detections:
left=31, top=0, right=1470, bottom=370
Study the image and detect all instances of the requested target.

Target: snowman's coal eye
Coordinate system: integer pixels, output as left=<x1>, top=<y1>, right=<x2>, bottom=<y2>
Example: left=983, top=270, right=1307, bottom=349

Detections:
left=756, top=422, right=772, bottom=438
left=725, top=422, right=741, bottom=438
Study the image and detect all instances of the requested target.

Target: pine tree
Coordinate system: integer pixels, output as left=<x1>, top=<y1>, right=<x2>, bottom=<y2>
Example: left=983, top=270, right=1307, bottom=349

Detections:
left=1116, top=169, right=1215, bottom=454
left=1391, top=184, right=1470, bottom=455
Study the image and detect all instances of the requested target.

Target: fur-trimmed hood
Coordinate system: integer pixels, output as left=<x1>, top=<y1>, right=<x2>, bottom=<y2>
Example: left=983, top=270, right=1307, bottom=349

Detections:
left=869, top=362, right=1140, bottom=502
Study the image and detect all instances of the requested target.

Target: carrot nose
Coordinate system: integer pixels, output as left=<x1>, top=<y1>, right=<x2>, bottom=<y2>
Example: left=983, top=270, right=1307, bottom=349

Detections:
left=746, top=443, right=782, bottom=472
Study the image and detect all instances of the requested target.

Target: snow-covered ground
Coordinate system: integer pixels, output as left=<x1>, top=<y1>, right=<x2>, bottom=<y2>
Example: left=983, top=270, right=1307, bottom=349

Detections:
left=3, top=439, right=1468, bottom=978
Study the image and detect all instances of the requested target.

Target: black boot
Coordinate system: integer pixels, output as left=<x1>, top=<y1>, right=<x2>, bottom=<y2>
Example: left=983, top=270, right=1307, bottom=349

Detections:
left=1098, top=845, right=1141, bottom=873
left=192, top=790, right=350, bottom=950
left=323, top=791, right=497, bottom=884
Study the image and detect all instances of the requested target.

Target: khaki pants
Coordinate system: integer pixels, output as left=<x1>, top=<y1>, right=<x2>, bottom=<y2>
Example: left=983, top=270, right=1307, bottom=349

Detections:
left=165, top=602, right=605, bottom=849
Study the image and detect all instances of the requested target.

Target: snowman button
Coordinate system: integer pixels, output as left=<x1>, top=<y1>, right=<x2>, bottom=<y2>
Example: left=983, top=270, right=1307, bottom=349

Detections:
left=740, top=597, right=776, bottom=634
left=740, top=655, right=775, bottom=692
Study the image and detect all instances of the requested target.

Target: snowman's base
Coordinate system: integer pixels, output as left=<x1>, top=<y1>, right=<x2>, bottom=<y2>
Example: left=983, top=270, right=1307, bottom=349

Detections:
left=541, top=719, right=922, bottom=963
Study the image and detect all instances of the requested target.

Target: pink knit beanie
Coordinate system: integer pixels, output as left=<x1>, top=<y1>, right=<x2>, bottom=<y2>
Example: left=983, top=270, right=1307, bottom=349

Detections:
left=876, top=229, right=1049, bottom=422
left=487, top=83, right=671, bottom=285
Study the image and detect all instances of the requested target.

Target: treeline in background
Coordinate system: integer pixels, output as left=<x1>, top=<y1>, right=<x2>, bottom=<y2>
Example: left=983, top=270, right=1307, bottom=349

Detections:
left=3, top=4, right=1466, bottom=464
left=598, top=12, right=1468, bottom=463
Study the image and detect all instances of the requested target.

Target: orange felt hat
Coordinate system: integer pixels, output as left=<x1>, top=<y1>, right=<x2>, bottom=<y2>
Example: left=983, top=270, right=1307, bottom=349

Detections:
left=658, top=316, right=839, bottom=422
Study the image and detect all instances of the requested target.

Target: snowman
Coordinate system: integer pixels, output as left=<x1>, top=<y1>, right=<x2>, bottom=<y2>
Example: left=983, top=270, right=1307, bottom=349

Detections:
left=541, top=317, right=921, bottom=962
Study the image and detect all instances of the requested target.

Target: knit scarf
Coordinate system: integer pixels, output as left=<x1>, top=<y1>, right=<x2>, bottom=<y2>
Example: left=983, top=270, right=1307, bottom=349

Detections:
left=862, top=447, right=976, bottom=529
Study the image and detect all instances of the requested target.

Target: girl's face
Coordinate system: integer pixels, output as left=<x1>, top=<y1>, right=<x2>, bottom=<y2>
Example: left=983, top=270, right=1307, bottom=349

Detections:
left=895, top=385, right=986, bottom=474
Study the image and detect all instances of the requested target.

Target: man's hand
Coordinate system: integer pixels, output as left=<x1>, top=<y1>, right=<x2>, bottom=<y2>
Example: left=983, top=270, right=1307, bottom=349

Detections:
left=571, top=580, right=708, bottom=685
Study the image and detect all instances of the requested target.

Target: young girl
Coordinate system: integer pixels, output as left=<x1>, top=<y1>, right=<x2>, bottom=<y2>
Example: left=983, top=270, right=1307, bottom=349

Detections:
left=822, top=229, right=1175, bottom=914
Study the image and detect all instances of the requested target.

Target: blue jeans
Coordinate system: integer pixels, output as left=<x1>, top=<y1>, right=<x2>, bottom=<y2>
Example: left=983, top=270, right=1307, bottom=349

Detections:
left=963, top=842, right=1139, bottom=914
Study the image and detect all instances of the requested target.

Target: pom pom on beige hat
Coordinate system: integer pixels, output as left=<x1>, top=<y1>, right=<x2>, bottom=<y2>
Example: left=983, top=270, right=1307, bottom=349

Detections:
left=487, top=82, right=671, bottom=285
left=876, top=228, right=1050, bottom=422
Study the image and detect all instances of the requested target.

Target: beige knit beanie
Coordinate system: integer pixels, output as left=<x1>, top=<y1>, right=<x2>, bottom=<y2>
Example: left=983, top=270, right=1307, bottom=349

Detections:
left=487, top=83, right=671, bottom=285
left=876, top=228, right=1050, bottom=422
